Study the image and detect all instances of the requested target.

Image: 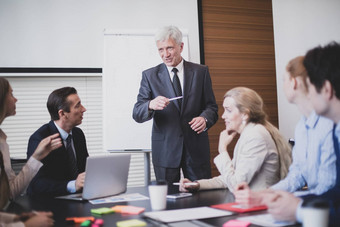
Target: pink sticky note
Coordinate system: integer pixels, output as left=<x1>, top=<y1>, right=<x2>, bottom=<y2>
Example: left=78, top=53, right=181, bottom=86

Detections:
left=121, top=206, right=145, bottom=215
left=111, top=205, right=128, bottom=213
left=223, top=220, right=251, bottom=227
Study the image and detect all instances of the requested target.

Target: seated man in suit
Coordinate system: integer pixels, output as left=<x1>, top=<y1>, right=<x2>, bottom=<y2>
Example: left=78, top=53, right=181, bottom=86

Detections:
left=27, top=87, right=89, bottom=196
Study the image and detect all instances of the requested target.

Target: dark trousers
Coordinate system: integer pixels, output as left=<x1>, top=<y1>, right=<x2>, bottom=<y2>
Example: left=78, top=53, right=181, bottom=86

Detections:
left=153, top=145, right=211, bottom=186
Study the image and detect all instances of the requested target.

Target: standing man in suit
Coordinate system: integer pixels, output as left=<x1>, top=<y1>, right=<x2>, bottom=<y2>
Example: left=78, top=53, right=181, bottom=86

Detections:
left=133, top=26, right=218, bottom=185
left=27, top=87, right=89, bottom=196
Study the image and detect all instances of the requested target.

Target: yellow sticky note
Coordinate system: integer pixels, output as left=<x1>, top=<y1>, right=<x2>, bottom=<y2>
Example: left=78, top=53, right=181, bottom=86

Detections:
left=116, top=219, right=147, bottom=227
left=91, top=207, right=114, bottom=215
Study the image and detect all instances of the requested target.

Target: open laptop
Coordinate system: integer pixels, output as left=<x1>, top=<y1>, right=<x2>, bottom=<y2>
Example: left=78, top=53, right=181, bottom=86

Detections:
left=56, top=153, right=131, bottom=201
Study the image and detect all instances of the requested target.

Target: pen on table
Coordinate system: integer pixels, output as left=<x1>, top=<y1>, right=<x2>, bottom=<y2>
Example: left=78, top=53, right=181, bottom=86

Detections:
left=32, top=210, right=39, bottom=215
left=173, top=182, right=198, bottom=186
left=168, top=96, right=183, bottom=101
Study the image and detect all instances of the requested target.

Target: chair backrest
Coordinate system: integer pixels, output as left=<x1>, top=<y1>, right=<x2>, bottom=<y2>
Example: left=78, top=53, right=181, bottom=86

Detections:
left=10, top=158, right=27, bottom=175
left=288, top=138, right=295, bottom=147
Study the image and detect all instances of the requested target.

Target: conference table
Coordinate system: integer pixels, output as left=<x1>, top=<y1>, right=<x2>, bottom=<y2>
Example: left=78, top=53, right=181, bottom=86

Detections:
left=7, top=186, right=301, bottom=227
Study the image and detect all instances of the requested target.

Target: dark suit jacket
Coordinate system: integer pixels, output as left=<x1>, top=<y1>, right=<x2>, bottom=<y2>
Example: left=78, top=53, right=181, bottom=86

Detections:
left=26, top=121, right=88, bottom=196
left=133, top=61, right=218, bottom=168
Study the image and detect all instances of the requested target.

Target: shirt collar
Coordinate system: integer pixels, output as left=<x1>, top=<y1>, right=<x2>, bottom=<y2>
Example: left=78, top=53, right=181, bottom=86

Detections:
left=304, top=110, right=319, bottom=129
left=53, top=122, right=72, bottom=141
left=167, top=59, right=184, bottom=74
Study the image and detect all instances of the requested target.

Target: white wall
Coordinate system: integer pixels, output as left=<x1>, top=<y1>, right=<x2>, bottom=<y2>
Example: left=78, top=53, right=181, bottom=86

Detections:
left=272, top=0, right=340, bottom=139
left=0, top=0, right=200, bottom=68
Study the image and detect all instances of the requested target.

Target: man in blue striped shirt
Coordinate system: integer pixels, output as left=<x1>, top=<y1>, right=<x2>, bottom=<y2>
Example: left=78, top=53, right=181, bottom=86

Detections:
left=234, top=56, right=336, bottom=206
left=262, top=42, right=340, bottom=227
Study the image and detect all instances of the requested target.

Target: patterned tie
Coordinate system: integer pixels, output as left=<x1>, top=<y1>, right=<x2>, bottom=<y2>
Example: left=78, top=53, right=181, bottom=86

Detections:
left=172, top=68, right=182, bottom=109
left=0, top=151, right=10, bottom=210
left=333, top=124, right=340, bottom=186
left=66, top=135, right=78, bottom=179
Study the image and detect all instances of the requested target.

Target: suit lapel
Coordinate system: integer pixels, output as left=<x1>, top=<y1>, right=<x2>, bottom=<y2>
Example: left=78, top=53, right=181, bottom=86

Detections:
left=48, top=121, right=78, bottom=166
left=182, top=61, right=193, bottom=113
left=48, top=121, right=66, bottom=151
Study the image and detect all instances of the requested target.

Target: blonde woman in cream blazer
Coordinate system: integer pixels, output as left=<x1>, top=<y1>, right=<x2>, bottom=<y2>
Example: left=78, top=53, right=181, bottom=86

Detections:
left=180, top=87, right=292, bottom=193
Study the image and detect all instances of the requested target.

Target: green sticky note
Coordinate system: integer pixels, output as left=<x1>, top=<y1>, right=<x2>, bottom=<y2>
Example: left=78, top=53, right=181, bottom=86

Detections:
left=90, top=207, right=114, bottom=215
left=116, top=219, right=147, bottom=227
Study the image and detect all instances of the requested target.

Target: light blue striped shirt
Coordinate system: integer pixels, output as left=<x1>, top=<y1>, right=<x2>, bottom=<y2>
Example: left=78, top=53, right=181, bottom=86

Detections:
left=272, top=111, right=336, bottom=195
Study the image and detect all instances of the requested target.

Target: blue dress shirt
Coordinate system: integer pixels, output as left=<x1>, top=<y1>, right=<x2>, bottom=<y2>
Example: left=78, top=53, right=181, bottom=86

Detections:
left=297, top=122, right=340, bottom=226
left=272, top=112, right=336, bottom=195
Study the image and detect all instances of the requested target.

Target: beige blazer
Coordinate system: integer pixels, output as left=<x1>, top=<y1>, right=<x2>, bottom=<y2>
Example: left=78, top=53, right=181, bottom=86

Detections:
left=198, top=123, right=280, bottom=192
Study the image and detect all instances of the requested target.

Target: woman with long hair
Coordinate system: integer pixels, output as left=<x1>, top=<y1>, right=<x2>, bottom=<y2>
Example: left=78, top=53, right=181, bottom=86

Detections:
left=0, top=77, right=62, bottom=227
left=180, top=87, right=292, bottom=192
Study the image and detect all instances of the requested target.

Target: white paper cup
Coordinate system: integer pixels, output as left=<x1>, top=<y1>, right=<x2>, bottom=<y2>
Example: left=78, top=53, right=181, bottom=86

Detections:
left=148, top=180, right=168, bottom=210
left=302, top=199, right=329, bottom=227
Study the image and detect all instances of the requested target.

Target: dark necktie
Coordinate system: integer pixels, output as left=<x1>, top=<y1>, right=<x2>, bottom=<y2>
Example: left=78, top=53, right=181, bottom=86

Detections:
left=333, top=124, right=340, bottom=186
left=66, top=135, right=78, bottom=179
left=172, top=68, right=182, bottom=109
left=0, top=151, right=10, bottom=210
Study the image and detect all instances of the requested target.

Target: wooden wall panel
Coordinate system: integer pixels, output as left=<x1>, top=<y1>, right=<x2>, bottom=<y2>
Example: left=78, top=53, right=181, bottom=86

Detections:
left=201, top=0, right=278, bottom=177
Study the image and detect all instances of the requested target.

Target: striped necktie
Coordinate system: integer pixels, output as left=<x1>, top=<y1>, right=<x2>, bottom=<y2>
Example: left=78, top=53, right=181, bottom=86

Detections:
left=172, top=68, right=182, bottom=109
left=333, top=124, right=340, bottom=185
left=66, top=135, right=78, bottom=179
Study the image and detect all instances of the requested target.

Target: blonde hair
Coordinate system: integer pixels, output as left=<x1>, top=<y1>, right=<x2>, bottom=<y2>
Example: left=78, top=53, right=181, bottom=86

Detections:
left=0, top=150, right=10, bottom=209
left=224, top=87, right=292, bottom=179
left=0, top=77, right=10, bottom=124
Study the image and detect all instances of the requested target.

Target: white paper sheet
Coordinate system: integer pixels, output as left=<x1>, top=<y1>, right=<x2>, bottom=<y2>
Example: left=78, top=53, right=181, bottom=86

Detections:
left=143, top=206, right=233, bottom=223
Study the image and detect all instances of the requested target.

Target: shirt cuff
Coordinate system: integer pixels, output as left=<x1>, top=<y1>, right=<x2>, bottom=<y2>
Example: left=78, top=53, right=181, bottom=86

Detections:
left=296, top=200, right=304, bottom=223
left=67, top=180, right=77, bottom=193
left=27, top=156, right=43, bottom=170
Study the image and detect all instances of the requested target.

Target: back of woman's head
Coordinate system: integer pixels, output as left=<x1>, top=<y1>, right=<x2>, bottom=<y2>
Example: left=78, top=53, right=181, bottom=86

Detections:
left=224, top=87, right=267, bottom=125
left=286, top=56, right=308, bottom=93
left=0, top=77, right=10, bottom=124
left=225, top=87, right=292, bottom=179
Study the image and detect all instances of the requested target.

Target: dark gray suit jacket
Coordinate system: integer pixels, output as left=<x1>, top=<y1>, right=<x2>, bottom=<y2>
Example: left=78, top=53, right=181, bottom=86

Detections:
left=133, top=61, right=218, bottom=168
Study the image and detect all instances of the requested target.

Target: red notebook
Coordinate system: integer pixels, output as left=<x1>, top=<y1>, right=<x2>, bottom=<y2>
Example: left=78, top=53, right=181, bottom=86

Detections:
left=211, top=202, right=267, bottom=213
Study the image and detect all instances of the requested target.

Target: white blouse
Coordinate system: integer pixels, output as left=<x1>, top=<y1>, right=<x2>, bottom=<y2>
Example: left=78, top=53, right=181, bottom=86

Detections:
left=0, top=129, right=42, bottom=199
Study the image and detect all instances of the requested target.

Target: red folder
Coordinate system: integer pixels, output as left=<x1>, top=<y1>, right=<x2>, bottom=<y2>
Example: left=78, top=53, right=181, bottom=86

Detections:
left=211, top=202, right=267, bottom=213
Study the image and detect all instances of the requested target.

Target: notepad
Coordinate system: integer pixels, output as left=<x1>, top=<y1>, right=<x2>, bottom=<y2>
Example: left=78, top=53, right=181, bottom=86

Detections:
left=211, top=202, right=267, bottom=213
